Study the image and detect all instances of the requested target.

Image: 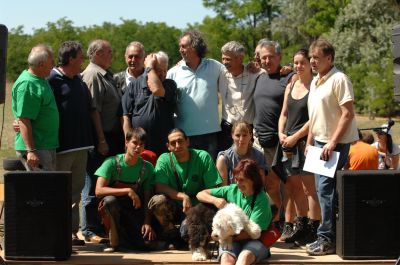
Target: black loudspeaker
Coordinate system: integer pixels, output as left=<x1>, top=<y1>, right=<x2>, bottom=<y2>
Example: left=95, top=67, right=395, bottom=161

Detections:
left=336, top=170, right=400, bottom=259
left=0, top=24, right=7, bottom=104
left=4, top=171, right=72, bottom=261
left=393, top=24, right=400, bottom=102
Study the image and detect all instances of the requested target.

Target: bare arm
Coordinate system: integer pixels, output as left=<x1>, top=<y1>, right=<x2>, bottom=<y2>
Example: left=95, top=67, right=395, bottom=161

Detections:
left=145, top=54, right=165, bottom=97
left=122, top=115, right=133, bottom=137
left=90, top=110, right=109, bottom=156
left=19, top=117, right=40, bottom=168
left=216, top=155, right=229, bottom=186
left=278, top=83, right=291, bottom=144
left=196, top=189, right=227, bottom=209
left=321, top=101, right=355, bottom=161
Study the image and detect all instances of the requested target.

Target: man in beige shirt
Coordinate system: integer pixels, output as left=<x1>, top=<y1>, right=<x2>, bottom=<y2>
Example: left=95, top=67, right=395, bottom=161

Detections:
left=305, top=38, right=358, bottom=256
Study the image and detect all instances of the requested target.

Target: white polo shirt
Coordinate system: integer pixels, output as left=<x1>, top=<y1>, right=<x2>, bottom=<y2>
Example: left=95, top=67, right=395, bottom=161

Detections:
left=308, top=66, right=358, bottom=144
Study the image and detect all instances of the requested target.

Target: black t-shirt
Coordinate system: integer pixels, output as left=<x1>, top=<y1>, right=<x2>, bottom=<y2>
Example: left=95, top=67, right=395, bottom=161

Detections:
left=121, top=73, right=177, bottom=156
left=253, top=71, right=293, bottom=148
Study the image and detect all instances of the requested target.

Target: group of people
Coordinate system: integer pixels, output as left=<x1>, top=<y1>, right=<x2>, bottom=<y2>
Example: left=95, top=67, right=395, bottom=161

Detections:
left=11, top=28, right=368, bottom=264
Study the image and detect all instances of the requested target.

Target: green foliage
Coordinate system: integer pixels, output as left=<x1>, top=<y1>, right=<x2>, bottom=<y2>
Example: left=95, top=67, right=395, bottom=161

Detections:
left=5, top=0, right=400, bottom=118
left=202, top=0, right=280, bottom=58
left=6, top=19, right=181, bottom=81
left=327, top=0, right=400, bottom=116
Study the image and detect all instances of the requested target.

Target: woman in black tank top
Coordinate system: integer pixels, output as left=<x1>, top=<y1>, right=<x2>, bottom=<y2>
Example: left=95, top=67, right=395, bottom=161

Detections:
left=277, top=49, right=321, bottom=245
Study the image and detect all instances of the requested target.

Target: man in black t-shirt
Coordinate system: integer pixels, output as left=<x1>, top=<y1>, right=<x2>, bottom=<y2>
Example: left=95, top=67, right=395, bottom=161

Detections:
left=122, top=51, right=177, bottom=156
left=253, top=40, right=295, bottom=229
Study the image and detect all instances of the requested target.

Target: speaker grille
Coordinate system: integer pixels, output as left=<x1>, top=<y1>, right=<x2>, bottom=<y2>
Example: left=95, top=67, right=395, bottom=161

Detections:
left=337, top=170, right=400, bottom=259
left=4, top=171, right=72, bottom=260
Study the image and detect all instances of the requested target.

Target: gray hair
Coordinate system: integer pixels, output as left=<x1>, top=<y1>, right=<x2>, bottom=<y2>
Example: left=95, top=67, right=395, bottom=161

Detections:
left=125, top=41, right=145, bottom=57
left=87, top=39, right=109, bottom=62
left=258, top=40, right=281, bottom=54
left=27, top=44, right=53, bottom=68
left=221, top=41, right=245, bottom=57
left=155, top=51, right=169, bottom=65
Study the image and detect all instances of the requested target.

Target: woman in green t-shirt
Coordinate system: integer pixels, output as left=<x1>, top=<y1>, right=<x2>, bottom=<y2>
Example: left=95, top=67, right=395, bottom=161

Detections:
left=197, top=159, right=272, bottom=265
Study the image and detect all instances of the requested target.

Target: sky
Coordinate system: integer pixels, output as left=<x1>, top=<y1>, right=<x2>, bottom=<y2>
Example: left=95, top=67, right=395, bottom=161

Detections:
left=0, top=0, right=216, bottom=34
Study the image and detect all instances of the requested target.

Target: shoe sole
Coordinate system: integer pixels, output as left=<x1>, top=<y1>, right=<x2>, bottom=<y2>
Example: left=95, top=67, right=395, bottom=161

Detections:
left=306, top=249, right=335, bottom=256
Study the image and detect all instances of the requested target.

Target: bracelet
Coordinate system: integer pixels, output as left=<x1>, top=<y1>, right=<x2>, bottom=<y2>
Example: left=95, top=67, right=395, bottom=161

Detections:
left=146, top=67, right=153, bottom=73
left=27, top=149, right=37, bottom=153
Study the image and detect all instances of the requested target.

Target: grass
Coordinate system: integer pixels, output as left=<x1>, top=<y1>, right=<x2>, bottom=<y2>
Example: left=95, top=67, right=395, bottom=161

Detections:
left=1, top=81, right=399, bottom=166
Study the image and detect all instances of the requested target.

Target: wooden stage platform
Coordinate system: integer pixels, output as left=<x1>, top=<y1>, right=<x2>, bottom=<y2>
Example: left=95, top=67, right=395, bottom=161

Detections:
left=1, top=241, right=397, bottom=265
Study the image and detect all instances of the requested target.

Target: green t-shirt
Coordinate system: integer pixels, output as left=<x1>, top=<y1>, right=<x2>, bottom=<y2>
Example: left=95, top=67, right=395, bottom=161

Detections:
left=12, top=70, right=59, bottom=150
left=95, top=154, right=154, bottom=191
left=210, top=184, right=272, bottom=230
left=155, top=149, right=222, bottom=205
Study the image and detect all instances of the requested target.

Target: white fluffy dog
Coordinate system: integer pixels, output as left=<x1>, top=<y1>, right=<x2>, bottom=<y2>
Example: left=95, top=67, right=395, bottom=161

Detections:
left=212, top=203, right=261, bottom=250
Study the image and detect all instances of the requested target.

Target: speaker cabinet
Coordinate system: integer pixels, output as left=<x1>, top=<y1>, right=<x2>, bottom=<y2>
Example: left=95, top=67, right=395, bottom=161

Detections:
left=4, top=171, right=72, bottom=261
left=337, top=170, right=400, bottom=259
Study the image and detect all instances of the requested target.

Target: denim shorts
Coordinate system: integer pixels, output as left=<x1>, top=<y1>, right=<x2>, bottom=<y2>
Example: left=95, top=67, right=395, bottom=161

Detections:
left=218, top=239, right=270, bottom=263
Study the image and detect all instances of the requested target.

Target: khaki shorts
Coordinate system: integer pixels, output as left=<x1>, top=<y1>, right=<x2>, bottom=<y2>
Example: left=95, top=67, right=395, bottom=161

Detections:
left=253, top=133, right=278, bottom=167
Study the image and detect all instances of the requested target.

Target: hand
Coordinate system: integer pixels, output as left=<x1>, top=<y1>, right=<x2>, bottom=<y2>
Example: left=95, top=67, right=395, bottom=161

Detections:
left=142, top=224, right=155, bottom=240
left=13, top=119, right=20, bottom=132
left=246, top=61, right=261, bottom=74
left=280, top=65, right=293, bottom=75
left=144, top=53, right=157, bottom=69
left=182, top=194, right=192, bottom=213
left=282, top=135, right=297, bottom=149
left=321, top=141, right=336, bottom=161
left=305, top=144, right=312, bottom=156
left=26, top=151, right=40, bottom=168
left=97, top=141, right=109, bottom=156
left=213, top=197, right=227, bottom=209
left=278, top=132, right=287, bottom=144
left=128, top=189, right=141, bottom=209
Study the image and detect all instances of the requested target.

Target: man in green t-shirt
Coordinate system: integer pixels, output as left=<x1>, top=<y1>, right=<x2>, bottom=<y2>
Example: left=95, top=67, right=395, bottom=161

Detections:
left=12, top=44, right=59, bottom=170
left=149, top=128, right=222, bottom=246
left=95, top=128, right=159, bottom=251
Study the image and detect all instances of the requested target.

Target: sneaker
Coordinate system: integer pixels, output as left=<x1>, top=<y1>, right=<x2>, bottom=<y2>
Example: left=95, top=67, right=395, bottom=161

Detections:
left=306, top=237, right=335, bottom=256
left=306, top=237, right=322, bottom=250
left=279, top=222, right=294, bottom=241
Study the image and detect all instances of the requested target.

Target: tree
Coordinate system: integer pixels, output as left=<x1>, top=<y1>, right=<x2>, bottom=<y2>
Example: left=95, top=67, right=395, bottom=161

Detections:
left=203, top=0, right=280, bottom=58
left=328, top=0, right=400, bottom=116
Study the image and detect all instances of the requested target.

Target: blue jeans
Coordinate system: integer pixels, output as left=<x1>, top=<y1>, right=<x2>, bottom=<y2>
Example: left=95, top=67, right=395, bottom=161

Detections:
left=81, top=149, right=107, bottom=237
left=313, top=141, right=350, bottom=243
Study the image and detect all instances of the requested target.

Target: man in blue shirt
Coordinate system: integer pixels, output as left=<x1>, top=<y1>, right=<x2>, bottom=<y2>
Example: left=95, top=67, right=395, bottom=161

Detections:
left=167, top=30, right=224, bottom=160
left=122, top=51, right=176, bottom=156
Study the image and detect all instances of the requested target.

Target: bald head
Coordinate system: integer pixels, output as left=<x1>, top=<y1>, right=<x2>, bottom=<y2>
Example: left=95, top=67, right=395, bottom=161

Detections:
left=28, top=44, right=54, bottom=78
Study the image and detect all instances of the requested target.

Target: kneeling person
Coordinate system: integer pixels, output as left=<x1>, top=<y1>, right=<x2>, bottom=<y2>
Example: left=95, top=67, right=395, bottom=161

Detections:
left=149, top=128, right=222, bottom=247
left=95, top=127, right=158, bottom=251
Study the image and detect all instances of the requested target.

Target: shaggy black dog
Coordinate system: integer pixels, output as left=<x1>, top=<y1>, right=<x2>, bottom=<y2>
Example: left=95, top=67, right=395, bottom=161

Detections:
left=185, top=203, right=217, bottom=261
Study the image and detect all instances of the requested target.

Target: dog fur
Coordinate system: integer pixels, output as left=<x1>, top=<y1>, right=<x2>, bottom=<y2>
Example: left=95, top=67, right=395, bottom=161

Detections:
left=212, top=203, right=261, bottom=250
left=185, top=203, right=217, bottom=261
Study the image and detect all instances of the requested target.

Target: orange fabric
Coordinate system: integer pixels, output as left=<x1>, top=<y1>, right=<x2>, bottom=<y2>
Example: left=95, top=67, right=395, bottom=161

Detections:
left=348, top=141, right=379, bottom=170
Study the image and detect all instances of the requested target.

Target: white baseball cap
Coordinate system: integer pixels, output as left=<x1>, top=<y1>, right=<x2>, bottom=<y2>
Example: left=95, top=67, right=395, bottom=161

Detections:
left=378, top=123, right=392, bottom=135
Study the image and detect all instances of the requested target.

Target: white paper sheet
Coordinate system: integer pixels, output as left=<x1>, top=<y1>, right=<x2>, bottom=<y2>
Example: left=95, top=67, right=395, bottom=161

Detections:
left=303, top=146, right=340, bottom=178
